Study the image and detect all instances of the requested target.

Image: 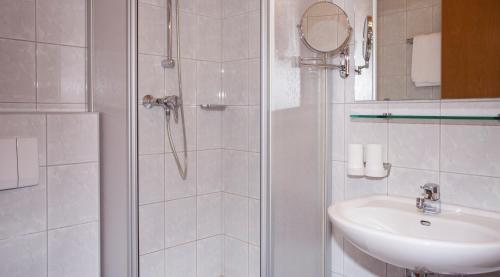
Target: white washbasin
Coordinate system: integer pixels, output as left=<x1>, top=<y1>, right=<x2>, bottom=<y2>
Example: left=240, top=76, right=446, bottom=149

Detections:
left=328, top=195, right=500, bottom=275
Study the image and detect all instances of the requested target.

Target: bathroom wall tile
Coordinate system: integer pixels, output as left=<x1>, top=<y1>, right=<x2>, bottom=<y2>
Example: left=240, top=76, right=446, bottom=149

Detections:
left=223, top=60, right=249, bottom=105
left=165, top=197, right=196, bottom=247
left=139, top=154, right=165, bottom=205
left=332, top=161, right=345, bottom=203
left=0, top=231, right=47, bottom=277
left=223, top=150, right=249, bottom=196
left=388, top=123, right=439, bottom=170
left=332, top=104, right=345, bottom=161
left=179, top=12, right=198, bottom=59
left=223, top=14, right=249, bottom=61
left=177, top=59, right=197, bottom=105
left=0, top=168, right=46, bottom=239
left=440, top=173, right=500, bottom=212
left=139, top=105, right=165, bottom=155
left=140, top=0, right=165, bottom=7
left=224, top=236, right=249, bottom=277
left=197, top=108, right=222, bottom=150
left=223, top=0, right=249, bottom=17
left=380, top=12, right=406, bottom=45
left=248, top=152, right=260, bottom=199
left=0, top=39, right=36, bottom=103
left=139, top=202, right=165, bottom=254
left=441, top=101, right=500, bottom=117
left=0, top=103, right=36, bottom=112
left=197, top=236, right=223, bottom=277
left=249, top=245, right=260, bottom=277
left=248, top=59, right=261, bottom=106
left=248, top=11, right=260, bottom=58
left=36, top=103, right=87, bottom=112
left=140, top=251, right=165, bottom=277
left=0, top=0, right=36, bottom=40
left=432, top=4, right=441, bottom=32
left=406, top=7, right=433, bottom=37
left=139, top=54, right=165, bottom=99
left=197, top=193, right=223, bottom=238
left=139, top=3, right=165, bottom=55
left=165, top=151, right=196, bottom=200
left=329, top=57, right=345, bottom=104
left=48, top=222, right=99, bottom=277
left=0, top=113, right=46, bottom=166
left=378, top=0, right=406, bottom=15
left=249, top=198, right=260, bottom=246
left=441, top=124, right=500, bottom=177
left=196, top=61, right=222, bottom=105
left=379, top=44, right=406, bottom=76
left=406, top=79, right=434, bottom=100
left=224, top=193, right=249, bottom=241
left=407, top=0, right=433, bottom=10
left=197, top=149, right=223, bottom=195
left=165, top=242, right=196, bottom=277
left=223, top=106, right=249, bottom=150
left=388, top=167, right=438, bottom=198
left=379, top=76, right=406, bottom=100
left=197, top=16, right=222, bottom=62
left=37, top=44, right=86, bottom=104
left=248, top=106, right=260, bottom=152
left=345, top=176, right=387, bottom=200
left=47, top=113, right=99, bottom=165
left=37, top=0, right=86, bottom=46
left=179, top=0, right=196, bottom=13
left=197, top=0, right=222, bottom=18
left=248, top=0, right=259, bottom=11
left=47, top=163, right=99, bottom=229
left=344, top=241, right=387, bottom=277
left=166, top=106, right=197, bottom=153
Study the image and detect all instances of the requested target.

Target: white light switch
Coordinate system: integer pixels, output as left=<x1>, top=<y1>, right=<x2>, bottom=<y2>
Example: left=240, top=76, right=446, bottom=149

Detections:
left=17, top=138, right=39, bottom=187
left=0, top=138, right=18, bottom=190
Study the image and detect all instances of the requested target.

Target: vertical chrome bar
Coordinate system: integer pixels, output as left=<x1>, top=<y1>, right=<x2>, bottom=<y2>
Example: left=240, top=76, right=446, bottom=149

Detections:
left=162, top=0, right=175, bottom=68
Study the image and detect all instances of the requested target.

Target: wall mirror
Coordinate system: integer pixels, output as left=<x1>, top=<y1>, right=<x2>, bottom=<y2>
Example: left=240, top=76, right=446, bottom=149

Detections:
left=353, top=0, right=500, bottom=101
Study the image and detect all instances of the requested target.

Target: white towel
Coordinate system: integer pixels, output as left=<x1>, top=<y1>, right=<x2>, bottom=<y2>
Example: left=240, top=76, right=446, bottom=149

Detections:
left=411, top=32, right=441, bottom=87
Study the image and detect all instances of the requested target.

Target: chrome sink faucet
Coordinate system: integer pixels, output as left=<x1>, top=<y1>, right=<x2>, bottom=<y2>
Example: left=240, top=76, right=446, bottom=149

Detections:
left=416, top=183, right=441, bottom=214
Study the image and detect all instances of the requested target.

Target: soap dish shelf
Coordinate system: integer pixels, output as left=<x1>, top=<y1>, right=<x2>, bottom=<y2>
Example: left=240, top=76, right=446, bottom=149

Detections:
left=199, top=104, right=226, bottom=111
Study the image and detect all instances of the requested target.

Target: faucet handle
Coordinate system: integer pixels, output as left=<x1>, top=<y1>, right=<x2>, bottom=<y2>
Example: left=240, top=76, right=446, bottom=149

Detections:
left=420, top=183, right=440, bottom=201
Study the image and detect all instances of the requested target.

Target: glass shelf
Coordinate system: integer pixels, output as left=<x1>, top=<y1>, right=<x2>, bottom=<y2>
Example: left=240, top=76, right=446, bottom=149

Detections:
left=350, top=113, right=500, bottom=121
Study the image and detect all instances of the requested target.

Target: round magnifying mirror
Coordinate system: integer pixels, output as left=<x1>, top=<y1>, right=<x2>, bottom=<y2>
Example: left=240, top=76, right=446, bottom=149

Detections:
left=362, top=16, right=373, bottom=62
left=299, top=1, right=352, bottom=55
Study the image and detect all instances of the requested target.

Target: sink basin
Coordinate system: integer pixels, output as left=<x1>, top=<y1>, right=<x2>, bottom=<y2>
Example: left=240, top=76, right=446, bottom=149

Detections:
left=328, top=195, right=500, bottom=275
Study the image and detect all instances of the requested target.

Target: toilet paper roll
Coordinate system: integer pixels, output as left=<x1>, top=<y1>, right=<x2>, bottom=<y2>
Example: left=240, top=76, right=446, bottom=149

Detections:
left=348, top=144, right=364, bottom=176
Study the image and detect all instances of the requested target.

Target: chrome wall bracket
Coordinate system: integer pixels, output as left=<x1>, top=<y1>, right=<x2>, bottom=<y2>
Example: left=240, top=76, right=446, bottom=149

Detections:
left=298, top=48, right=350, bottom=79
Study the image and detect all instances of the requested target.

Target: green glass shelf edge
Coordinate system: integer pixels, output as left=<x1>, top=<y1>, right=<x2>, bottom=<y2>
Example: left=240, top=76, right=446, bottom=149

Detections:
left=350, top=114, right=500, bottom=120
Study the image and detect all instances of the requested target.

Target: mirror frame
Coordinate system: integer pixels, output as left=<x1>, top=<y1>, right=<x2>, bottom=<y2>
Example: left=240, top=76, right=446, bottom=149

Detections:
left=362, top=16, right=373, bottom=63
left=297, top=1, right=353, bottom=56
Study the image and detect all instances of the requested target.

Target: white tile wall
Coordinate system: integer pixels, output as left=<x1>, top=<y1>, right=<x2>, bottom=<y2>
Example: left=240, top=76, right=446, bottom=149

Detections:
left=0, top=0, right=87, bottom=112
left=138, top=0, right=260, bottom=275
left=0, top=112, right=100, bottom=277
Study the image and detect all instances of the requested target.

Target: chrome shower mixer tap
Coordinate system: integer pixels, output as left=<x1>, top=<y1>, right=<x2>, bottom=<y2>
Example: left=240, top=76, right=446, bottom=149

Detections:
left=416, top=183, right=441, bottom=214
left=143, top=95, right=181, bottom=122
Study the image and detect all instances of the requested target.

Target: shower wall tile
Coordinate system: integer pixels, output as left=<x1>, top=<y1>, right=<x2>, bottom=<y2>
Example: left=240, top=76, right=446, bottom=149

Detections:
left=179, top=12, right=198, bottom=59
left=139, top=3, right=166, bottom=56
left=166, top=105, right=197, bottom=152
left=139, top=54, right=166, bottom=99
left=36, top=103, right=87, bottom=112
left=165, top=152, right=197, bottom=200
left=139, top=106, right=165, bottom=155
left=224, top=236, right=249, bottom=277
left=197, top=193, right=223, bottom=238
left=223, top=60, right=249, bottom=105
left=224, top=193, right=249, bottom=241
left=248, top=59, right=261, bottom=106
left=223, top=0, right=249, bottom=17
left=248, top=10, right=261, bottom=58
left=139, top=154, right=165, bottom=205
left=223, top=13, right=249, bottom=61
left=0, top=0, right=36, bottom=41
left=197, top=109, right=222, bottom=150
left=0, top=231, right=47, bottom=277
left=165, top=242, right=196, bottom=277
left=36, top=44, right=86, bottom=104
left=223, top=106, right=249, bottom=150
left=249, top=106, right=260, bottom=152
left=178, top=59, right=197, bottom=105
left=164, top=197, right=196, bottom=247
left=47, top=222, right=99, bottom=277
left=47, top=163, right=99, bottom=229
left=249, top=245, right=260, bottom=277
left=249, top=198, right=260, bottom=245
left=198, top=0, right=222, bottom=18
left=197, top=149, right=223, bottom=194
left=0, top=39, right=36, bottom=103
left=140, top=202, right=165, bottom=254
left=223, top=150, right=249, bottom=196
left=248, top=152, right=260, bottom=199
left=36, top=0, right=86, bottom=47
left=197, top=236, right=224, bottom=277
left=47, top=113, right=99, bottom=165
left=197, top=16, right=222, bottom=62
left=196, top=61, right=222, bottom=105
left=140, top=251, right=165, bottom=277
